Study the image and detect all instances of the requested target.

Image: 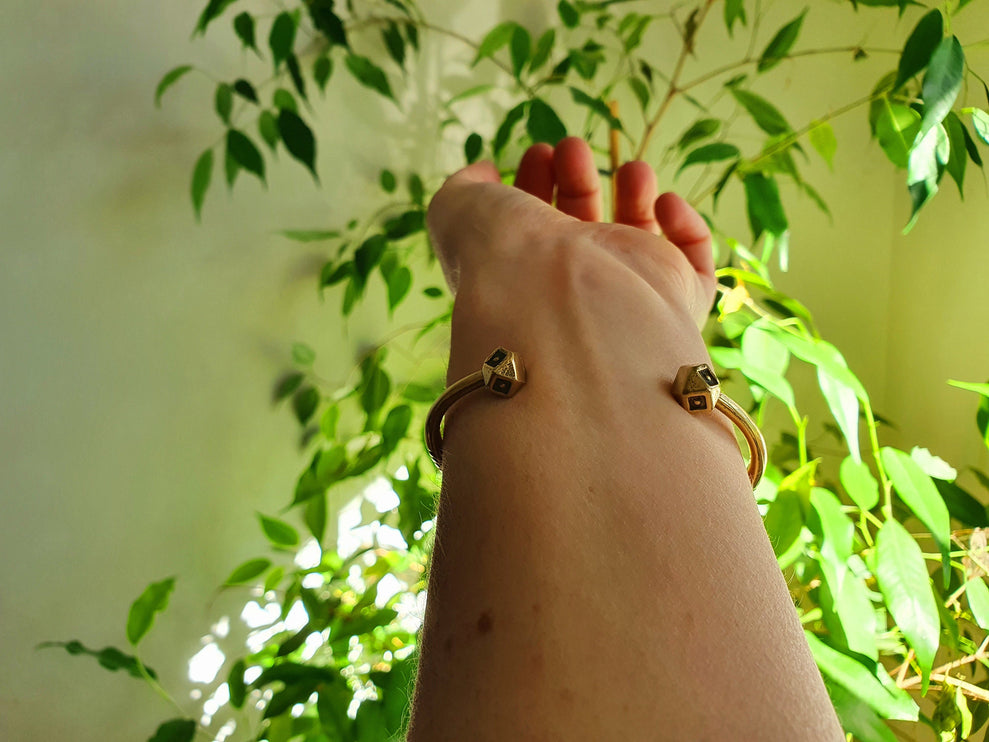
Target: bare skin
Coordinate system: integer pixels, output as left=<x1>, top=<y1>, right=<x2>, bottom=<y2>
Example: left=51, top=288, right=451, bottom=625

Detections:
left=407, top=138, right=843, bottom=741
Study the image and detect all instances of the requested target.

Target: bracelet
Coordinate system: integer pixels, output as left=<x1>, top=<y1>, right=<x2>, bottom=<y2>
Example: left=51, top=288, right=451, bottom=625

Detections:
left=425, top=348, right=766, bottom=489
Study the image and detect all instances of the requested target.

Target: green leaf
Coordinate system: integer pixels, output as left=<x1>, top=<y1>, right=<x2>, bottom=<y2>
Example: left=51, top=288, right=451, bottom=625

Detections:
left=808, top=120, right=837, bottom=169
left=757, top=10, right=806, bottom=73
left=811, top=487, right=854, bottom=578
left=381, top=404, right=413, bottom=454
left=292, top=385, right=319, bottom=424
left=305, top=491, right=327, bottom=543
left=269, top=12, right=297, bottom=70
left=875, top=518, right=940, bottom=692
left=224, top=147, right=240, bottom=188
left=226, top=129, right=265, bottom=183
left=967, top=577, right=989, bottom=629
left=895, top=10, right=944, bottom=90
left=147, top=719, right=196, bottom=742
left=724, top=0, right=747, bottom=36
left=731, top=88, right=791, bottom=135
left=526, top=99, right=567, bottom=145
left=826, top=681, right=899, bottom=742
left=382, top=22, right=406, bottom=68
left=881, top=447, right=950, bottom=570
left=970, top=109, right=989, bottom=146
left=876, top=103, right=921, bottom=169
left=677, top=118, right=721, bottom=150
left=225, top=557, right=271, bottom=585
left=320, top=406, right=340, bottom=440
left=278, top=229, right=340, bottom=243
left=918, top=36, right=964, bottom=141
left=818, top=365, right=861, bottom=463
left=190, top=149, right=213, bottom=221
left=314, top=55, right=333, bottom=92
left=126, top=577, right=176, bottom=645
left=493, top=102, right=527, bottom=155
left=195, top=0, right=240, bottom=35
left=361, top=362, right=391, bottom=417
left=233, top=79, right=258, bottom=104
left=763, top=489, right=804, bottom=558
left=273, top=88, right=297, bottom=113
left=743, top=173, right=788, bottom=238
left=628, top=77, right=650, bottom=112
left=233, top=12, right=257, bottom=53
left=345, top=54, right=394, bottom=101
left=510, top=25, right=531, bottom=79
left=258, top=513, right=299, bottom=547
left=258, top=110, right=279, bottom=150
left=215, top=82, right=233, bottom=124
left=558, top=0, right=579, bottom=28
left=228, top=659, right=247, bottom=709
left=291, top=342, right=316, bottom=365
left=943, top=111, right=967, bottom=196
left=569, top=88, right=623, bottom=131
left=464, top=132, right=483, bottom=164
left=408, top=173, right=425, bottom=205
left=936, top=480, right=989, bottom=528
left=316, top=444, right=347, bottom=485
left=422, top=286, right=444, bottom=299
left=949, top=379, right=989, bottom=397
left=677, top=143, right=739, bottom=178
left=380, top=169, right=397, bottom=192
left=38, top=640, right=152, bottom=679
left=840, top=456, right=879, bottom=511
left=309, top=0, right=349, bottom=48
left=530, top=29, right=555, bottom=73
left=473, top=22, right=516, bottom=66
left=820, top=571, right=879, bottom=662
left=155, top=65, right=193, bottom=108
left=910, top=446, right=956, bottom=481
left=738, top=324, right=794, bottom=407
left=354, top=235, right=388, bottom=284
left=386, top=266, right=412, bottom=311
left=286, top=54, right=307, bottom=101
left=274, top=372, right=304, bottom=401
left=772, top=332, right=870, bottom=403
left=277, top=108, right=318, bottom=179
left=806, top=630, right=918, bottom=721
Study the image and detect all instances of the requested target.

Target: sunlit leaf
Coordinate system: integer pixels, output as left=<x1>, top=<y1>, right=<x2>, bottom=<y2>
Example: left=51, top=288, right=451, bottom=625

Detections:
left=875, top=518, right=940, bottom=692
left=918, top=37, right=964, bottom=140
left=808, top=120, right=837, bottom=169
left=819, top=365, right=860, bottom=463
left=881, top=447, right=950, bottom=567
left=840, top=456, right=879, bottom=511
left=126, top=577, right=176, bottom=646
left=225, top=557, right=271, bottom=585
left=910, top=446, right=956, bottom=481
left=257, top=512, right=299, bottom=547
left=806, top=630, right=918, bottom=721
left=826, top=681, right=899, bottom=742
left=966, top=577, right=989, bottom=629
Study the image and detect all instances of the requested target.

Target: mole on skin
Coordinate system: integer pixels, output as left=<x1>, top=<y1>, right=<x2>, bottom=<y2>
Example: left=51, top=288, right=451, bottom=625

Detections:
left=477, top=610, right=493, bottom=635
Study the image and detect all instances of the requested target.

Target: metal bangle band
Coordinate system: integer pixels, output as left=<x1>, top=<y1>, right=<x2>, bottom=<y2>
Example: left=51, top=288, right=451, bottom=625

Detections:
left=425, top=347, right=527, bottom=468
left=672, top=363, right=767, bottom=488
left=426, top=352, right=767, bottom=489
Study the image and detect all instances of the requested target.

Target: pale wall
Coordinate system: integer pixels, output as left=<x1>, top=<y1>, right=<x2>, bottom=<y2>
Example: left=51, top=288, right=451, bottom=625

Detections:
left=2, top=1, right=988, bottom=739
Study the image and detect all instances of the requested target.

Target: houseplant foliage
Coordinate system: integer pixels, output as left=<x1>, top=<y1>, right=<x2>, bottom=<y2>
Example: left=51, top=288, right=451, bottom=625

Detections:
left=44, top=0, right=989, bottom=740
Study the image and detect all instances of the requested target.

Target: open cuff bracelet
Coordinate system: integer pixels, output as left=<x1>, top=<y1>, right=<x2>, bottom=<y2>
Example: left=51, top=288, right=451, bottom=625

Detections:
left=425, top=348, right=766, bottom=489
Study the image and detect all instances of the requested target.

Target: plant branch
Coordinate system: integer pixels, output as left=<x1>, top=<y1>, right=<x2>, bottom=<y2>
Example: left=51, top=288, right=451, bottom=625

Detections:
left=635, top=0, right=717, bottom=160
left=898, top=636, right=989, bottom=692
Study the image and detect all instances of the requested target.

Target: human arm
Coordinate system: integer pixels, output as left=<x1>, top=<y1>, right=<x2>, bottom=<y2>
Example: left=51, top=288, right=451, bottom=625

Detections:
left=407, top=138, right=843, bottom=741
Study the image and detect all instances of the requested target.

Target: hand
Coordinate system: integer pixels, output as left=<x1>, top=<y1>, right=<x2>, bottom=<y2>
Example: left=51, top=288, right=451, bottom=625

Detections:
left=427, top=138, right=718, bottom=389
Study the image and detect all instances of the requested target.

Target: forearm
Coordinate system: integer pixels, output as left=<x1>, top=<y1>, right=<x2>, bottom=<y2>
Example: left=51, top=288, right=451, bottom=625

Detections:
left=409, top=305, right=842, bottom=740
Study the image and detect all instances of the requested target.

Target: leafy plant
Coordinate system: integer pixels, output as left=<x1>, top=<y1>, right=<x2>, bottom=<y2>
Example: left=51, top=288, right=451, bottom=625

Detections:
left=45, top=1, right=989, bottom=740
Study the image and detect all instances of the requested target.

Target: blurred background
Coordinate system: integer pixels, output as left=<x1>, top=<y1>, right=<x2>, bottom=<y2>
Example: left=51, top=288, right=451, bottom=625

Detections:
left=2, top=0, right=988, bottom=739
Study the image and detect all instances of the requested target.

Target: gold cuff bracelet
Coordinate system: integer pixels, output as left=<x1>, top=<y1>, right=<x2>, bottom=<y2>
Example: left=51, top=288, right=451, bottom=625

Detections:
left=425, top=348, right=766, bottom=488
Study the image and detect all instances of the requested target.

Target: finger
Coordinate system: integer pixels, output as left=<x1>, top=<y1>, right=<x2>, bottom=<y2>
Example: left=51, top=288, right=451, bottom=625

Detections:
left=655, top=192, right=716, bottom=313
left=553, top=137, right=603, bottom=222
left=614, top=161, right=660, bottom=234
left=514, top=143, right=555, bottom=203
left=427, top=160, right=502, bottom=242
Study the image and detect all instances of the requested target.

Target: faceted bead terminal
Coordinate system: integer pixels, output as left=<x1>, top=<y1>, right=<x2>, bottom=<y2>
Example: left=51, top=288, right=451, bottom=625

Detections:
left=482, top=347, right=526, bottom=398
left=673, top=363, right=721, bottom=413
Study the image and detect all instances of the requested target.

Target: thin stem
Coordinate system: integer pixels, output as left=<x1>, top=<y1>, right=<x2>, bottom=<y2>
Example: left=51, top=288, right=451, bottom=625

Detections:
left=635, top=0, right=717, bottom=160
left=136, top=655, right=190, bottom=719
